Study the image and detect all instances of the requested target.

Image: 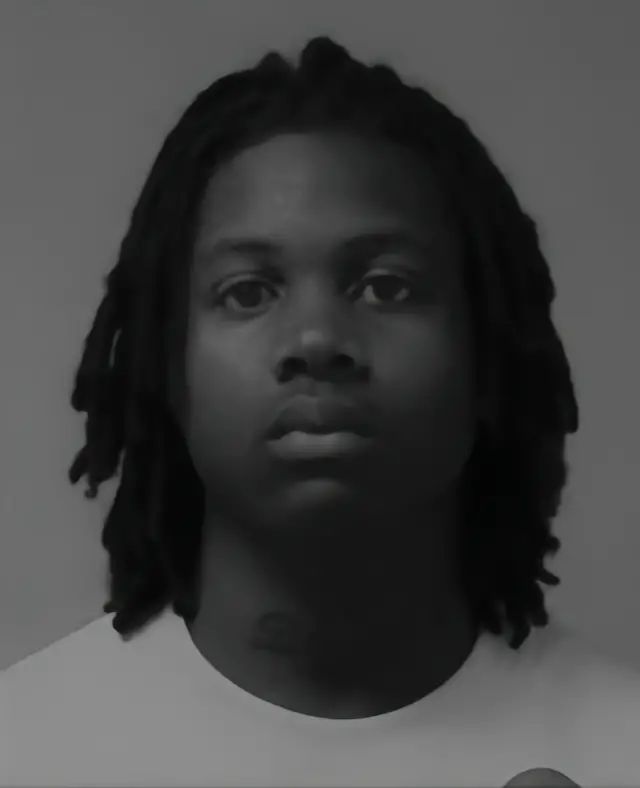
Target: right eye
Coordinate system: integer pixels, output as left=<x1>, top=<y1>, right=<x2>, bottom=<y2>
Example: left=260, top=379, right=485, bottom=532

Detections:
left=214, top=278, right=276, bottom=312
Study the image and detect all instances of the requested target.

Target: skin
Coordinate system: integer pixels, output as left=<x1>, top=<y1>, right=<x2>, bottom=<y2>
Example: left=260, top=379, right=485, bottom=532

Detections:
left=176, top=130, right=481, bottom=719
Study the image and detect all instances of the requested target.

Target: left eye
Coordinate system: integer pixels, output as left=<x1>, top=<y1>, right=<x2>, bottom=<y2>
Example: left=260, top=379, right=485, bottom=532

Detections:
left=356, top=275, right=413, bottom=304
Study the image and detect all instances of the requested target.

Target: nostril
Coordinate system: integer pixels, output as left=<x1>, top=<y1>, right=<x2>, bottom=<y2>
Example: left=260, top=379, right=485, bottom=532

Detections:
left=334, top=354, right=352, bottom=369
left=278, top=357, right=306, bottom=381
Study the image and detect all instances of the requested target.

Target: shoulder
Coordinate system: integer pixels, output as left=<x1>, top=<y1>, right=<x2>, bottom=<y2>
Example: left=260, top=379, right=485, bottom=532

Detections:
left=475, top=621, right=640, bottom=786
left=0, top=608, right=182, bottom=786
left=564, top=626, right=640, bottom=722
left=0, top=615, right=114, bottom=784
left=548, top=622, right=640, bottom=697
left=0, top=606, right=181, bottom=703
left=0, top=613, right=120, bottom=742
left=519, top=620, right=640, bottom=715
left=1, top=612, right=121, bottom=692
left=478, top=619, right=640, bottom=732
left=525, top=622, right=640, bottom=785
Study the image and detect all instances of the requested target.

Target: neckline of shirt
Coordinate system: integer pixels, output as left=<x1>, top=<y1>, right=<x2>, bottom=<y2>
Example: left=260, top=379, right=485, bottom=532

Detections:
left=165, top=606, right=496, bottom=730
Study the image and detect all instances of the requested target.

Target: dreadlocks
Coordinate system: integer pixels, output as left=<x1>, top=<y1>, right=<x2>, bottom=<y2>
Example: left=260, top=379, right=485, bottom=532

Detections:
left=68, top=36, right=579, bottom=650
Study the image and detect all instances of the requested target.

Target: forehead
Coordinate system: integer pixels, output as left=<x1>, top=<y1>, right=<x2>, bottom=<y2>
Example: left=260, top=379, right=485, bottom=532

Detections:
left=195, top=131, right=451, bottom=242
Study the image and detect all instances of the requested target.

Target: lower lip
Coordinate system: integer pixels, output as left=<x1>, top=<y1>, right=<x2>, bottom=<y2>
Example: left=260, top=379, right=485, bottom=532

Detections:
left=267, top=431, right=372, bottom=460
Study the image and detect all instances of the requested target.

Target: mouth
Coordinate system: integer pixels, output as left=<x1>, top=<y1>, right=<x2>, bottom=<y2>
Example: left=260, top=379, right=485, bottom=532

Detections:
left=266, top=430, right=373, bottom=461
left=266, top=395, right=373, bottom=442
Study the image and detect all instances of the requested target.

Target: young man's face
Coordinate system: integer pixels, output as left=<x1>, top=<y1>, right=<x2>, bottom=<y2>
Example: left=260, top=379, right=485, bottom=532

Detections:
left=181, top=130, right=477, bottom=541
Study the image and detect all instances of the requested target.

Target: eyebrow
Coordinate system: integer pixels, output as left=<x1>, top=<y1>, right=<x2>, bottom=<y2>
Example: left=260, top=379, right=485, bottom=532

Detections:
left=193, top=230, right=437, bottom=270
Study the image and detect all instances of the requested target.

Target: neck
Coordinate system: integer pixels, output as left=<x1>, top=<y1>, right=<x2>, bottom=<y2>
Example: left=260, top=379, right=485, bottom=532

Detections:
left=186, top=499, right=478, bottom=719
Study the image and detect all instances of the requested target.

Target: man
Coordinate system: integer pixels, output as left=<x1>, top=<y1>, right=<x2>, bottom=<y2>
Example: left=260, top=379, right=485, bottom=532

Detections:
left=2, top=36, right=638, bottom=787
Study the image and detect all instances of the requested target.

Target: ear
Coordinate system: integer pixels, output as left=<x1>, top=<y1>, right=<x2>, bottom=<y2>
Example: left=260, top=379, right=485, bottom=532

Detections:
left=503, top=768, right=580, bottom=786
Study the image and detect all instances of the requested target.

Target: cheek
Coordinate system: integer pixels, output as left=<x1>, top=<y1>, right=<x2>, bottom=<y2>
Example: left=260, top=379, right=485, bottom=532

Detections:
left=182, top=339, right=262, bottom=477
left=378, top=321, right=478, bottom=484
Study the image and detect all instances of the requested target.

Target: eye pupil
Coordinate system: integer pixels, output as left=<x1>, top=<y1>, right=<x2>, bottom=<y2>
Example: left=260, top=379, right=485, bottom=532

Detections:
left=364, top=275, right=409, bottom=303
left=227, top=281, right=267, bottom=309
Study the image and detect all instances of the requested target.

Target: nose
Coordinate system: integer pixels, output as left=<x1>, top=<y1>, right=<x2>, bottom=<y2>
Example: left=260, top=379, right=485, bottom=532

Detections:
left=275, top=331, right=358, bottom=383
left=273, top=302, right=368, bottom=385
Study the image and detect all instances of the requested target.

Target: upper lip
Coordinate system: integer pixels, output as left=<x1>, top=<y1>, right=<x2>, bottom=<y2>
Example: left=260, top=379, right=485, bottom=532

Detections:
left=266, top=395, right=373, bottom=440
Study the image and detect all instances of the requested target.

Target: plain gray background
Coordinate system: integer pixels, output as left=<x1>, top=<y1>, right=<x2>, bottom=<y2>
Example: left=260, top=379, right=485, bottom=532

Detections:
left=1, top=0, right=638, bottom=672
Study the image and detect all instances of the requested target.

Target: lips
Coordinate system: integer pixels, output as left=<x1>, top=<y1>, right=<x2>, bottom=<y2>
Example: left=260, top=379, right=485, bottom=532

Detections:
left=266, top=395, right=373, bottom=441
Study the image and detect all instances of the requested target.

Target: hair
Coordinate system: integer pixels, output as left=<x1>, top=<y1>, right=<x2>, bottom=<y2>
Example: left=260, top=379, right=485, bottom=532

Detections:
left=68, top=36, right=579, bottom=650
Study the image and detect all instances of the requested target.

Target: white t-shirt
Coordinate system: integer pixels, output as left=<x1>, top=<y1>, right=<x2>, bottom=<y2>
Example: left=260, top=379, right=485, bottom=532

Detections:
left=1, top=605, right=639, bottom=787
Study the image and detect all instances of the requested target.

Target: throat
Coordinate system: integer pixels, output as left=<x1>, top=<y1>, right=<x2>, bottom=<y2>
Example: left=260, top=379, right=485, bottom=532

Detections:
left=188, top=604, right=479, bottom=720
